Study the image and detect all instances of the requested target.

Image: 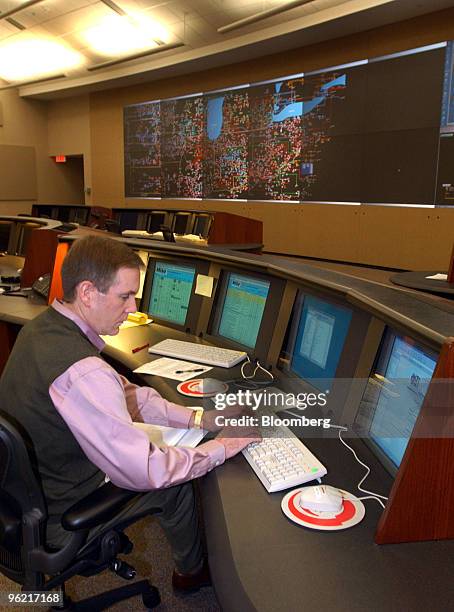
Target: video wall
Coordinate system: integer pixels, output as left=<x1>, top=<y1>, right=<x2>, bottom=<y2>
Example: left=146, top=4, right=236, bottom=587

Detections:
left=124, top=43, right=449, bottom=205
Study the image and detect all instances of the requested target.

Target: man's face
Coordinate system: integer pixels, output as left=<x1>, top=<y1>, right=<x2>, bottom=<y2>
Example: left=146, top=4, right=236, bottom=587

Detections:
left=88, top=266, right=140, bottom=336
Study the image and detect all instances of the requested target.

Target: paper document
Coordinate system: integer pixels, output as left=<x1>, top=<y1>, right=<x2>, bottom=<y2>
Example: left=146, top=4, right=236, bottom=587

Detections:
left=133, top=357, right=212, bottom=381
left=133, top=421, right=206, bottom=448
left=425, top=273, right=448, bottom=281
left=195, top=274, right=214, bottom=297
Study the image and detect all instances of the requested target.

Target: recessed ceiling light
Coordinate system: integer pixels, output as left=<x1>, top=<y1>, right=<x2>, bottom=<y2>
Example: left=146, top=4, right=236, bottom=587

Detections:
left=82, top=13, right=169, bottom=57
left=0, top=36, right=84, bottom=82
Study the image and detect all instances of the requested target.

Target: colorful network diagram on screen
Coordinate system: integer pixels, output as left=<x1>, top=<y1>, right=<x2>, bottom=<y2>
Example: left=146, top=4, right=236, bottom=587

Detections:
left=124, top=70, right=347, bottom=201
left=124, top=43, right=446, bottom=204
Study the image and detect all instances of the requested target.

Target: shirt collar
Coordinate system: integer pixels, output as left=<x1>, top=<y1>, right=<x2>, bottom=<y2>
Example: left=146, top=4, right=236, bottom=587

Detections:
left=51, top=299, right=105, bottom=352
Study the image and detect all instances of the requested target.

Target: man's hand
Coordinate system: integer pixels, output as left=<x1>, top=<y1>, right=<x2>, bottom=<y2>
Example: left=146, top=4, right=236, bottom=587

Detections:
left=215, top=424, right=262, bottom=459
left=201, top=405, right=255, bottom=432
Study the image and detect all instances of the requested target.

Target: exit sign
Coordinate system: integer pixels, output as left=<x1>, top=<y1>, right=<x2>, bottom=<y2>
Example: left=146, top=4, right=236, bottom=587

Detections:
left=55, top=155, right=66, bottom=163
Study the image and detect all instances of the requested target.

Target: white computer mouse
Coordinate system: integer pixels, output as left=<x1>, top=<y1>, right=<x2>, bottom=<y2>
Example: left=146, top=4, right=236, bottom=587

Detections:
left=298, top=485, right=343, bottom=514
left=195, top=378, right=227, bottom=395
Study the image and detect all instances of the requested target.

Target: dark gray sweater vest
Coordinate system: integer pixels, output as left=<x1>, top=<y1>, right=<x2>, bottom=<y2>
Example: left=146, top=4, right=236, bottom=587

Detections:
left=0, top=307, right=105, bottom=523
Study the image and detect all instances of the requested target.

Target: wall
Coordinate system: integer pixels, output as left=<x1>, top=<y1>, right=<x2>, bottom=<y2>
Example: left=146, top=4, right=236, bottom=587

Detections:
left=0, top=89, right=90, bottom=216
left=88, top=7, right=454, bottom=270
left=47, top=95, right=92, bottom=205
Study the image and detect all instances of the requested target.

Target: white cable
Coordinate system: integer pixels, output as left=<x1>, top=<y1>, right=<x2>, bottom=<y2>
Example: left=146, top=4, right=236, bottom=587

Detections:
left=344, top=494, right=385, bottom=509
left=255, top=360, right=274, bottom=381
left=240, top=357, right=274, bottom=382
left=240, top=355, right=256, bottom=379
left=336, top=427, right=388, bottom=503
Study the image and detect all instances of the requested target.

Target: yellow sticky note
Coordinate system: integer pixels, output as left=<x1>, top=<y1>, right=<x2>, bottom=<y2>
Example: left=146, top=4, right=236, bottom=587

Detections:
left=127, top=312, right=148, bottom=324
left=195, top=274, right=214, bottom=297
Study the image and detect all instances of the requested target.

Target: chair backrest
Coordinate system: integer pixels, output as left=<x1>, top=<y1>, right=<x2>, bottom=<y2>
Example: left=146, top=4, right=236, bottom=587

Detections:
left=0, top=411, right=47, bottom=584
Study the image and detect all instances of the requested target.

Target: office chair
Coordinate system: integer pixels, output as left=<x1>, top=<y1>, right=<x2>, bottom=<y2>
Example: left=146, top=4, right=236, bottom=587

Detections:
left=0, top=411, right=160, bottom=610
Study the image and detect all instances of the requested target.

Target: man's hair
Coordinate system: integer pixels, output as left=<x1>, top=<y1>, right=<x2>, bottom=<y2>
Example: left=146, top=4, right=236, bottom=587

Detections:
left=61, top=235, right=143, bottom=302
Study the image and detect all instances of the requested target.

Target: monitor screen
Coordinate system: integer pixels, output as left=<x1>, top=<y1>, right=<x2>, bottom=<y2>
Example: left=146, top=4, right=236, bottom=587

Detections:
left=216, top=272, right=270, bottom=349
left=173, top=213, right=191, bottom=235
left=0, top=221, right=12, bottom=252
left=287, top=294, right=352, bottom=391
left=148, top=212, right=167, bottom=233
left=193, top=214, right=212, bottom=238
left=355, top=331, right=437, bottom=473
left=146, top=261, right=195, bottom=325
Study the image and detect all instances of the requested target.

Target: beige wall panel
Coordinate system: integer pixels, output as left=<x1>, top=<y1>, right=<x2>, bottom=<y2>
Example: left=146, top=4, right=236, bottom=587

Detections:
left=240, top=203, right=361, bottom=260
left=48, top=95, right=91, bottom=204
left=0, top=89, right=87, bottom=206
left=357, top=207, right=454, bottom=270
left=48, top=96, right=90, bottom=156
left=90, top=94, right=124, bottom=205
left=0, top=201, right=33, bottom=215
left=0, top=145, right=36, bottom=200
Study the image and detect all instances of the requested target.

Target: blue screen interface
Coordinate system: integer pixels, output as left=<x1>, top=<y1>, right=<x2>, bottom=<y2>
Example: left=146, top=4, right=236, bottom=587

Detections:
left=218, top=273, right=270, bottom=348
left=290, top=295, right=352, bottom=391
left=369, top=336, right=436, bottom=468
left=148, top=261, right=195, bottom=325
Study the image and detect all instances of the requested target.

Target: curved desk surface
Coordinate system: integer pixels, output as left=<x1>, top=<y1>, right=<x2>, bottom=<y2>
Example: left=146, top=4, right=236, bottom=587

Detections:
left=390, top=270, right=454, bottom=296
left=1, top=245, right=454, bottom=612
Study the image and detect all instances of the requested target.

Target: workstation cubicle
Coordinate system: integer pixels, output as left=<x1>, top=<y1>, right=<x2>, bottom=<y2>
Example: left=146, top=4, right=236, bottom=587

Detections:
left=0, top=232, right=453, bottom=611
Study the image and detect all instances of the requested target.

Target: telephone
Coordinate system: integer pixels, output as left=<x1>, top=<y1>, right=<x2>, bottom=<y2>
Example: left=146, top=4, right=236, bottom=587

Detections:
left=32, top=273, right=51, bottom=299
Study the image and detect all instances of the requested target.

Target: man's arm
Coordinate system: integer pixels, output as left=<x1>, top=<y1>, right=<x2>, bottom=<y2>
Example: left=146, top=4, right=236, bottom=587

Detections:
left=120, top=374, right=195, bottom=429
left=50, top=356, right=226, bottom=490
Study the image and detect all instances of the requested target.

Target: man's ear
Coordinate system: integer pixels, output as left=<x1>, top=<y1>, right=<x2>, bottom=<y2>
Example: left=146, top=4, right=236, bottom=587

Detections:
left=77, top=280, right=97, bottom=307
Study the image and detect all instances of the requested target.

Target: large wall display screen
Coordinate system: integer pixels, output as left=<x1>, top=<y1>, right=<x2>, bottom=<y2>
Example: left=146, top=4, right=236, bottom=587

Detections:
left=124, top=44, right=446, bottom=204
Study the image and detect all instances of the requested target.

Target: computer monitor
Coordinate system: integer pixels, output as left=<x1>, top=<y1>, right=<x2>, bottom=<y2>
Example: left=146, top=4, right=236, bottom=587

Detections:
left=148, top=211, right=168, bottom=233
left=354, top=330, right=437, bottom=475
left=0, top=221, right=12, bottom=252
left=208, top=269, right=286, bottom=360
left=141, top=256, right=210, bottom=331
left=281, top=293, right=353, bottom=392
left=193, top=213, right=212, bottom=238
left=172, top=212, right=193, bottom=235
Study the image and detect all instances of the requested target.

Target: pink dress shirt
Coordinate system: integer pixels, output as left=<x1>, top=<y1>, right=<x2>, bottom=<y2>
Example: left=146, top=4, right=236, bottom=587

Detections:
left=49, top=300, right=226, bottom=491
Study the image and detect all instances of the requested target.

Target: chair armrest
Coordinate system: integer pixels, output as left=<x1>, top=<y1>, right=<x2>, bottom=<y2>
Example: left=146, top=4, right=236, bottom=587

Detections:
left=61, top=483, right=141, bottom=531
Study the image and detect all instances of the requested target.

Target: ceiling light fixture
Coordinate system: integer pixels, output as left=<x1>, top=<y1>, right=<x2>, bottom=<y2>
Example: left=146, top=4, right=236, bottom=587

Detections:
left=100, top=0, right=126, bottom=17
left=0, top=36, right=83, bottom=82
left=0, top=0, right=46, bottom=21
left=6, top=17, right=26, bottom=30
left=87, top=41, right=184, bottom=71
left=0, top=73, right=66, bottom=90
left=218, top=0, right=316, bottom=34
left=82, top=12, right=170, bottom=57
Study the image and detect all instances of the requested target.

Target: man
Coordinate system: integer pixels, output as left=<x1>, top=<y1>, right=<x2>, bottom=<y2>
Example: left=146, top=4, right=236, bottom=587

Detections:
left=0, top=235, right=259, bottom=592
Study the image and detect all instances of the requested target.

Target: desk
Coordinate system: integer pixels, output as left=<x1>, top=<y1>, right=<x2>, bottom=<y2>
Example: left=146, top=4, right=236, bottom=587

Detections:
left=80, top=322, right=454, bottom=611
left=1, top=270, right=454, bottom=612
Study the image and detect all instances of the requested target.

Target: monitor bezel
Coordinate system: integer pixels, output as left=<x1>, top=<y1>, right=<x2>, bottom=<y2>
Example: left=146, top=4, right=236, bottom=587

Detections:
left=206, top=266, right=286, bottom=361
left=355, top=328, right=438, bottom=477
left=140, top=254, right=210, bottom=333
left=278, top=288, right=369, bottom=386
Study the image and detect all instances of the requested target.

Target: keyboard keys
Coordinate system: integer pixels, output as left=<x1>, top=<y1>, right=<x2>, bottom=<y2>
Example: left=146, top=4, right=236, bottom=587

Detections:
left=242, top=428, right=327, bottom=493
left=149, top=339, right=247, bottom=368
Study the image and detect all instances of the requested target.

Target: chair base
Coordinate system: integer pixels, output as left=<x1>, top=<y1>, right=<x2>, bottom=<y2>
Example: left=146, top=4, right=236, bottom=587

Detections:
left=51, top=579, right=160, bottom=611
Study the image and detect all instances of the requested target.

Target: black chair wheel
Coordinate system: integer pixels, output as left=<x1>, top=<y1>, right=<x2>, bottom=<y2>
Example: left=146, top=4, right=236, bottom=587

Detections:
left=142, top=585, right=160, bottom=609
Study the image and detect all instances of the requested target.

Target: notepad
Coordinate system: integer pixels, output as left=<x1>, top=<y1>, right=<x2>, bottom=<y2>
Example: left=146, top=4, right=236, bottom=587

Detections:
left=133, top=422, right=206, bottom=448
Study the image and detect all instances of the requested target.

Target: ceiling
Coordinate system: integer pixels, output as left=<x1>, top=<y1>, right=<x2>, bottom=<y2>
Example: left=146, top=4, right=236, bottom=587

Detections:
left=0, top=0, right=453, bottom=99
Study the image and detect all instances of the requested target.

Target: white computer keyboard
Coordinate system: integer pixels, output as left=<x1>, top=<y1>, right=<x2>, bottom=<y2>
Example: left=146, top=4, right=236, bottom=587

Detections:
left=243, top=427, right=327, bottom=493
left=148, top=339, right=247, bottom=368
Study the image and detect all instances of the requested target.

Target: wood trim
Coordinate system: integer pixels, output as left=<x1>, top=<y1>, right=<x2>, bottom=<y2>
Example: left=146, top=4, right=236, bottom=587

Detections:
left=375, top=337, right=454, bottom=543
